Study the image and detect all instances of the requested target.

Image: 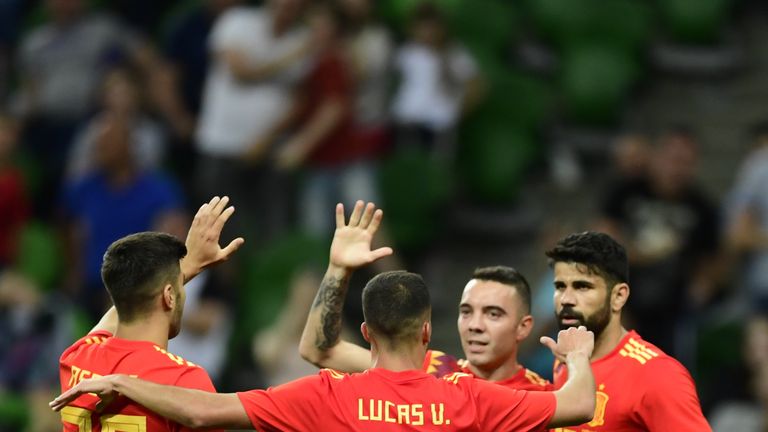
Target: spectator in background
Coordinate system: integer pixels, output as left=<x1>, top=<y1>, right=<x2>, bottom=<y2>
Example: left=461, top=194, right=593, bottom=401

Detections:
left=195, top=0, right=310, bottom=242
left=153, top=0, right=242, bottom=196
left=725, top=121, right=768, bottom=314
left=709, top=315, right=768, bottom=431
left=390, top=1, right=482, bottom=159
left=14, top=0, right=159, bottom=219
left=66, top=67, right=167, bottom=180
left=0, top=113, right=29, bottom=269
left=59, top=113, right=186, bottom=323
left=259, top=1, right=381, bottom=237
left=611, top=132, right=652, bottom=182
left=596, top=126, right=722, bottom=357
left=339, top=0, right=393, bottom=159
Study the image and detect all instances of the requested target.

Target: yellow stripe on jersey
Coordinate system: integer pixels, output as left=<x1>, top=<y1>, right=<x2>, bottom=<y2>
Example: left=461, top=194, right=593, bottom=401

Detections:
left=84, top=336, right=107, bottom=345
left=324, top=369, right=346, bottom=380
left=619, top=338, right=660, bottom=365
left=524, top=369, right=548, bottom=387
left=442, top=372, right=471, bottom=385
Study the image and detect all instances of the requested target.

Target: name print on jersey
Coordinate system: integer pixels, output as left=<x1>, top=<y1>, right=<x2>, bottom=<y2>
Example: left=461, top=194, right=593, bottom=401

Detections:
left=358, top=399, right=450, bottom=425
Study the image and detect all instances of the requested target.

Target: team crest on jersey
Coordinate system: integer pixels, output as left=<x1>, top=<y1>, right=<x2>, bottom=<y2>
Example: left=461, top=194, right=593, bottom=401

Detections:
left=588, top=383, right=609, bottom=427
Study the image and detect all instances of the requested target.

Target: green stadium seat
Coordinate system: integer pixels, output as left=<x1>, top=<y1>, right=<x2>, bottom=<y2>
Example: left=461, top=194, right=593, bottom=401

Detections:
left=560, top=42, right=639, bottom=126
left=378, top=148, right=452, bottom=251
left=15, top=221, right=62, bottom=292
left=658, top=0, right=733, bottom=44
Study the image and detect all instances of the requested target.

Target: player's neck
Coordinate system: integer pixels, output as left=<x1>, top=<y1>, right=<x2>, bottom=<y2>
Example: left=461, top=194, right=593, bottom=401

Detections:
left=115, top=315, right=170, bottom=349
left=467, top=357, right=521, bottom=382
left=591, top=321, right=628, bottom=361
left=370, top=346, right=426, bottom=372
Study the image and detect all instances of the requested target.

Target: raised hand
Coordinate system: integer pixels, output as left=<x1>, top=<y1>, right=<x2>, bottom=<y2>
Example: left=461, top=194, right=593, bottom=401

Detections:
left=540, top=326, right=595, bottom=362
left=182, top=196, right=245, bottom=282
left=328, top=201, right=393, bottom=271
left=49, top=375, right=120, bottom=412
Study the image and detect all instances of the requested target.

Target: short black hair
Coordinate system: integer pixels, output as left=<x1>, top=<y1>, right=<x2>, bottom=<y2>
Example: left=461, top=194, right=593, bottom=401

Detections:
left=472, top=266, right=532, bottom=314
left=545, top=231, right=628, bottom=288
left=362, top=271, right=431, bottom=347
left=101, top=232, right=187, bottom=322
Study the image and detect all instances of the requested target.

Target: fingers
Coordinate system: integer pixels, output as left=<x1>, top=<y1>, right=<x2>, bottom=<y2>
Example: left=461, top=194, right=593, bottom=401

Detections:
left=335, top=203, right=345, bottom=228
left=539, top=336, right=557, bottom=353
left=211, top=205, right=236, bottom=233
left=49, top=388, right=78, bottom=412
left=348, top=200, right=365, bottom=226
left=370, top=246, right=394, bottom=261
left=221, top=237, right=245, bottom=258
left=358, top=202, right=375, bottom=228
left=367, top=209, right=384, bottom=233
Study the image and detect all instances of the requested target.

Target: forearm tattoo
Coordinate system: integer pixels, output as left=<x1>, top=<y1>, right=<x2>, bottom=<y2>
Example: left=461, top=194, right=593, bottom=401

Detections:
left=313, top=274, right=349, bottom=351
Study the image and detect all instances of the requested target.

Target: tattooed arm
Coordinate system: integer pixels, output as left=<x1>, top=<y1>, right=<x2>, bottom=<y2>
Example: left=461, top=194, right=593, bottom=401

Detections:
left=298, top=201, right=393, bottom=371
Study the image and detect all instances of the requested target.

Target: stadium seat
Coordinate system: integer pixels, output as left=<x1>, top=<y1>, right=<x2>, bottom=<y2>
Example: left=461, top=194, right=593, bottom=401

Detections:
left=378, top=148, right=452, bottom=252
left=658, top=0, right=733, bottom=44
left=15, top=221, right=62, bottom=292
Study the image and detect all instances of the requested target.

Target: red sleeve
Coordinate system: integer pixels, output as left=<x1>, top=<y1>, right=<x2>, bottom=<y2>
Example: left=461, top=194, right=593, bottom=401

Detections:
left=236, top=374, right=333, bottom=431
left=638, top=359, right=711, bottom=431
left=472, top=379, right=556, bottom=431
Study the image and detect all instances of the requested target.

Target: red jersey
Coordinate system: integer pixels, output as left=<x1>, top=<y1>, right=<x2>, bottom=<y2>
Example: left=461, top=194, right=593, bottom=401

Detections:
left=422, top=349, right=552, bottom=391
left=59, top=330, right=223, bottom=432
left=551, top=330, right=710, bottom=432
left=237, top=368, right=556, bottom=431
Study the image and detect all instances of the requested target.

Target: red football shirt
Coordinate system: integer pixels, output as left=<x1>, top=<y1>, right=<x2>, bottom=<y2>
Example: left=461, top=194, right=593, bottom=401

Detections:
left=551, top=330, right=710, bottom=432
left=422, top=349, right=552, bottom=391
left=59, top=330, right=223, bottom=432
left=237, top=368, right=556, bottom=431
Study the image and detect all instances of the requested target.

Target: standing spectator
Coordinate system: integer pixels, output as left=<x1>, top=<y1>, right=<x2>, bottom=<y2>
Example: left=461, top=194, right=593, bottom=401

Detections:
left=390, top=1, right=482, bottom=159
left=0, top=113, right=29, bottom=269
left=596, top=126, right=721, bottom=356
left=195, top=0, right=310, bottom=241
left=725, top=122, right=768, bottom=313
left=262, top=1, right=381, bottom=237
left=66, top=67, right=167, bottom=180
left=59, top=113, right=186, bottom=323
left=14, top=0, right=159, bottom=218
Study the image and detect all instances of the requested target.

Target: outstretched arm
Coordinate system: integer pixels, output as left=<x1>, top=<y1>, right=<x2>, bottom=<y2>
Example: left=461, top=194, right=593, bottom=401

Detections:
left=50, top=375, right=250, bottom=429
left=298, top=201, right=393, bottom=371
left=542, top=326, right=597, bottom=428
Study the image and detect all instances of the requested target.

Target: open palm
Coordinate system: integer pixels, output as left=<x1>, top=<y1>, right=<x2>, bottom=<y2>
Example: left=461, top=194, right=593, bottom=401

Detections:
left=329, top=201, right=393, bottom=270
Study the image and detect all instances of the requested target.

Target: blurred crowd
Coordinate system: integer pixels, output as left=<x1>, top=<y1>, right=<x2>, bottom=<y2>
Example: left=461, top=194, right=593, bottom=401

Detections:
left=0, top=0, right=766, bottom=431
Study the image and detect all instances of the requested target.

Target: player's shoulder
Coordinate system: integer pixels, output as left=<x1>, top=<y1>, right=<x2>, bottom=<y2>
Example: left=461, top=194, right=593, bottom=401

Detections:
left=521, top=368, right=552, bottom=390
left=615, top=333, right=691, bottom=378
left=149, top=345, right=204, bottom=370
left=60, top=331, right=112, bottom=362
left=320, top=368, right=349, bottom=381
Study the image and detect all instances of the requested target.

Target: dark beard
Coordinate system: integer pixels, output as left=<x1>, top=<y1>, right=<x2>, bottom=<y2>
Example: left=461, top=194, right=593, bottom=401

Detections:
left=556, top=299, right=611, bottom=340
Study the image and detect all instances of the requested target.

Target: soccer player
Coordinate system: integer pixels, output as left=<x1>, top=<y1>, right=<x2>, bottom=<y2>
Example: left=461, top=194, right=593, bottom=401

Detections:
left=299, top=201, right=549, bottom=390
left=50, top=202, right=597, bottom=431
left=57, top=196, right=244, bottom=431
left=546, top=231, right=711, bottom=431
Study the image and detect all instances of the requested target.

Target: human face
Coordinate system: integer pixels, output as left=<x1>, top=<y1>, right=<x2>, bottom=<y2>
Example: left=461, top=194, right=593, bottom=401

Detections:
left=168, top=269, right=186, bottom=339
left=553, top=262, right=612, bottom=339
left=458, top=280, right=527, bottom=373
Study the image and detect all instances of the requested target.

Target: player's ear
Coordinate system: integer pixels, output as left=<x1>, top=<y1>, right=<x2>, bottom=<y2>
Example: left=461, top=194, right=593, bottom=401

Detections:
left=517, top=314, right=533, bottom=342
left=162, top=283, right=175, bottom=311
left=361, top=322, right=370, bottom=343
left=422, top=321, right=431, bottom=346
left=611, top=283, right=629, bottom=312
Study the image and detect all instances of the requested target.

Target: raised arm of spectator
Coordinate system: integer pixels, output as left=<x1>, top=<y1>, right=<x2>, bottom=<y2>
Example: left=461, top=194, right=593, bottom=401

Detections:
left=298, top=201, right=393, bottom=371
